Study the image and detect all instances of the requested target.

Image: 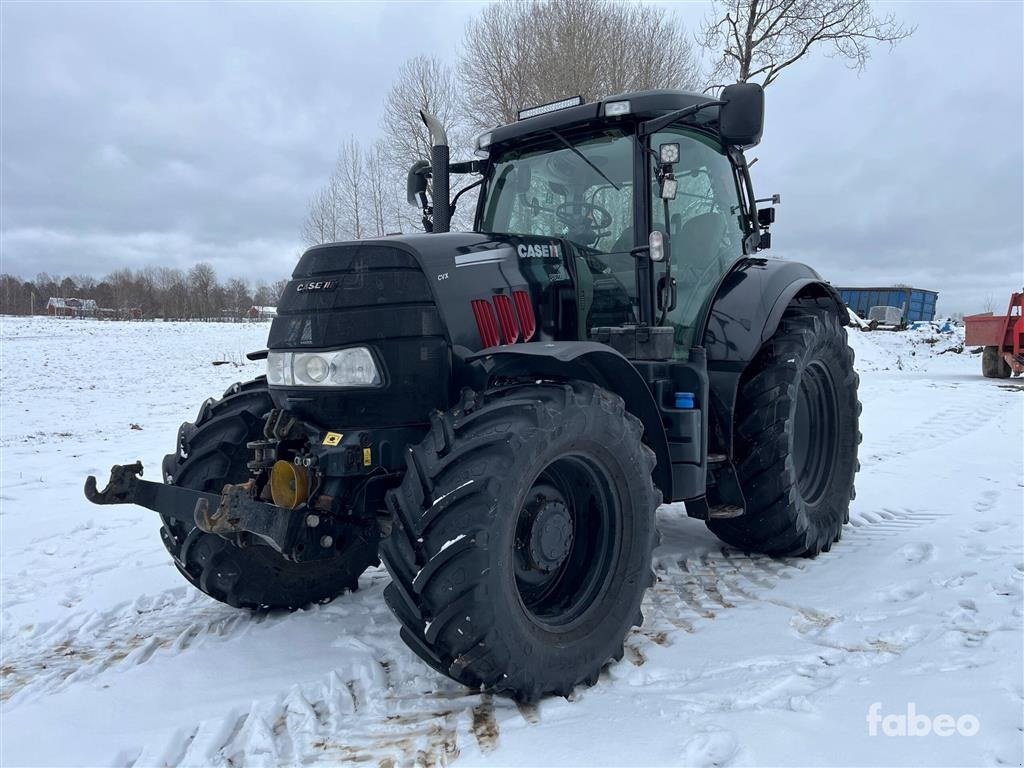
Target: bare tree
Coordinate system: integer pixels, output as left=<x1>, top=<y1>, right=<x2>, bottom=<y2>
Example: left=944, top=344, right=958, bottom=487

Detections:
left=253, top=282, right=277, bottom=308
left=335, top=136, right=366, bottom=240
left=224, top=277, right=252, bottom=320
left=379, top=55, right=473, bottom=232
left=187, top=262, right=218, bottom=320
left=107, top=268, right=135, bottom=310
left=365, top=141, right=391, bottom=237
left=301, top=183, right=341, bottom=246
left=700, top=0, right=914, bottom=89
left=301, top=137, right=372, bottom=245
left=269, top=278, right=289, bottom=304
left=155, top=267, right=188, bottom=319
left=458, top=0, right=701, bottom=129
left=382, top=56, right=466, bottom=170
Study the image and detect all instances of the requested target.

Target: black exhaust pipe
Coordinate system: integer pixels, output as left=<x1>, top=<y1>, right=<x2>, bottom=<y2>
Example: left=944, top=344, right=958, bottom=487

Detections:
left=420, top=110, right=450, bottom=233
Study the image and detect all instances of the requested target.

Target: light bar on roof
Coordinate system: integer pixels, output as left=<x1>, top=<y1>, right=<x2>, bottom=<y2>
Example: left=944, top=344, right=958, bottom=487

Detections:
left=517, top=95, right=584, bottom=121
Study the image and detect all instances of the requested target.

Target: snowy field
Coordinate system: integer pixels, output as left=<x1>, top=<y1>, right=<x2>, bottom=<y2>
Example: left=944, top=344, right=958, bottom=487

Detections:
left=1, top=316, right=1021, bottom=767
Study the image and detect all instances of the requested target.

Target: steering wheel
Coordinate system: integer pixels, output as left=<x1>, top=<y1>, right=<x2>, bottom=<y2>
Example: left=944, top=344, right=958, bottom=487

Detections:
left=555, top=202, right=614, bottom=245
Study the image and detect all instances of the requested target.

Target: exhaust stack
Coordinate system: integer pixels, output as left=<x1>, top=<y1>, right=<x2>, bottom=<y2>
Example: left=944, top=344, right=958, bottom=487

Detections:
left=420, top=110, right=450, bottom=233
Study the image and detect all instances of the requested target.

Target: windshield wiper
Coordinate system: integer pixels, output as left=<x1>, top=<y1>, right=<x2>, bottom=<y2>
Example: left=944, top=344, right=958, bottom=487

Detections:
left=546, top=129, right=620, bottom=191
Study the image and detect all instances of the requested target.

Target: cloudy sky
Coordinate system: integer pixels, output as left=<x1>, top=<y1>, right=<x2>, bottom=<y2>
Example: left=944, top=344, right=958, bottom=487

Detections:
left=2, top=1, right=1021, bottom=314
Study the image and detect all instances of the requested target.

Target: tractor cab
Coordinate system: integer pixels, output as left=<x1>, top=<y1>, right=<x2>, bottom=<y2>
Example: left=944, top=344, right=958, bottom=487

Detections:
left=414, top=85, right=772, bottom=356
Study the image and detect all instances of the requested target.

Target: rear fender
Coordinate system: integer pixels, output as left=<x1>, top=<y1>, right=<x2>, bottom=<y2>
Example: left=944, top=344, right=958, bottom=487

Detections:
left=702, top=258, right=847, bottom=461
left=466, top=342, right=673, bottom=501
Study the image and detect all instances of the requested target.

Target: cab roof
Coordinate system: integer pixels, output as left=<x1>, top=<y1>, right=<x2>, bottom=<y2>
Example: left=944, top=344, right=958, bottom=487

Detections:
left=487, top=89, right=720, bottom=149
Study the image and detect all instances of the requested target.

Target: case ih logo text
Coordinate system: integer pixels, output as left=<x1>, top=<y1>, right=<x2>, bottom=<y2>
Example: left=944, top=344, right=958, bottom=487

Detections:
left=295, top=280, right=337, bottom=293
left=517, top=243, right=559, bottom=260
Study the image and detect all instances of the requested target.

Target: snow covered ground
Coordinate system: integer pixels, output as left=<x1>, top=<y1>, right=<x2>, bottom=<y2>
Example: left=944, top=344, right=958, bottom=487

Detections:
left=1, top=316, right=1021, bottom=767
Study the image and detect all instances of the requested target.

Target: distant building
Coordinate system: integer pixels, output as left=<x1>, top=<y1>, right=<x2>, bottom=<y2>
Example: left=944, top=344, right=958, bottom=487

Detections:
left=46, top=299, right=142, bottom=320
left=248, top=305, right=277, bottom=320
left=46, top=297, right=98, bottom=318
left=836, top=286, right=938, bottom=323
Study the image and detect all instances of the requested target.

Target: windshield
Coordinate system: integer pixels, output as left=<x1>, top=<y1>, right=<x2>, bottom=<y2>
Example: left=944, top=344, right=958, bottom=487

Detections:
left=479, top=129, right=634, bottom=254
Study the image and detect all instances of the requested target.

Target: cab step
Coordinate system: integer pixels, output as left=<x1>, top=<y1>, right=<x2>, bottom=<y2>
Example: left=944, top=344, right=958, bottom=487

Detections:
left=708, top=504, right=744, bottom=519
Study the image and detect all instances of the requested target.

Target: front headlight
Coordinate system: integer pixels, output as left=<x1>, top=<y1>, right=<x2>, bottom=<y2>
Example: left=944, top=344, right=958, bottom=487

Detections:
left=266, top=347, right=382, bottom=388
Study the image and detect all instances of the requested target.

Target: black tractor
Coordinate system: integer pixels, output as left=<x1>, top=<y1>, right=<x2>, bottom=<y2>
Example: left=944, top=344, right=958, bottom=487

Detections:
left=86, top=83, right=860, bottom=702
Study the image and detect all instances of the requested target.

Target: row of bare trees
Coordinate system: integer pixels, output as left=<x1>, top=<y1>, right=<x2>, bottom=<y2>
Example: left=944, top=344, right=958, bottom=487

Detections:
left=0, top=267, right=288, bottom=320
left=302, top=0, right=911, bottom=247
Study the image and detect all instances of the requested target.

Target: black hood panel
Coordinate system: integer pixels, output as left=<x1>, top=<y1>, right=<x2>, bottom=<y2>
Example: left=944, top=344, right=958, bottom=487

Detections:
left=265, top=233, right=578, bottom=428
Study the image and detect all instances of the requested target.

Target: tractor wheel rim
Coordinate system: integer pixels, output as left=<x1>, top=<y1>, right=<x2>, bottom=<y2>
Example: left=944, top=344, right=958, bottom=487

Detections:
left=513, top=455, right=620, bottom=632
left=793, top=360, right=840, bottom=506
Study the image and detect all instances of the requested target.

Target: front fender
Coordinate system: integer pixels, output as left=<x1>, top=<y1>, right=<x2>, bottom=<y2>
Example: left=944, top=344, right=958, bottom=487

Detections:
left=467, top=342, right=673, bottom=502
left=700, top=257, right=847, bottom=462
left=702, top=258, right=845, bottom=365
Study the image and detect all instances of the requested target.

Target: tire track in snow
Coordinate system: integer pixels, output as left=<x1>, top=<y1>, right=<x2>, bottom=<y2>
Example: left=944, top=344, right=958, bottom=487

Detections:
left=154, top=504, right=949, bottom=767
left=5, top=506, right=955, bottom=764
left=635, top=502, right=946, bottom=660
left=638, top=543, right=807, bottom=656
left=847, top=506, right=950, bottom=538
left=622, top=506, right=956, bottom=717
left=125, top=573, right=506, bottom=768
left=0, top=587, right=284, bottom=706
left=131, top=657, right=487, bottom=767
left=861, top=394, right=1004, bottom=467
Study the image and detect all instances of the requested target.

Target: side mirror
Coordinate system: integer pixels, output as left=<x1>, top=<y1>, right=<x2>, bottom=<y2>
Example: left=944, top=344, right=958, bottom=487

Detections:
left=719, top=82, right=764, bottom=147
left=757, top=207, right=775, bottom=227
left=406, top=160, right=430, bottom=206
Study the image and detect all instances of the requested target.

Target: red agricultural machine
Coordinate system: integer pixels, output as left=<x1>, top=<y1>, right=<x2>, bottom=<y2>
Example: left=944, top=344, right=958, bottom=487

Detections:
left=965, top=291, right=1024, bottom=378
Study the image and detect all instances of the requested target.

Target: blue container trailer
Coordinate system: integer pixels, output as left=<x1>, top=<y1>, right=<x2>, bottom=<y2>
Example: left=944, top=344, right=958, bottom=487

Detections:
left=837, top=287, right=938, bottom=323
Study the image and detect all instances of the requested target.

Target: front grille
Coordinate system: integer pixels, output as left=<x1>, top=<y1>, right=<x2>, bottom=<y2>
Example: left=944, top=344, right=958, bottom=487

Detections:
left=267, top=242, right=449, bottom=428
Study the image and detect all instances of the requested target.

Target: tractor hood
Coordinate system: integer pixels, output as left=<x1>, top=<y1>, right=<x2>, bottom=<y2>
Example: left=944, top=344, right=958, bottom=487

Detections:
left=266, top=232, right=583, bottom=428
left=273, top=232, right=578, bottom=353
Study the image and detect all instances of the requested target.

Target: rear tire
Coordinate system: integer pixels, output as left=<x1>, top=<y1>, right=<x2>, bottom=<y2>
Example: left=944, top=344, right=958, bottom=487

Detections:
left=982, top=346, right=1011, bottom=378
left=707, top=303, right=860, bottom=557
left=159, top=377, right=379, bottom=609
left=380, top=382, right=660, bottom=701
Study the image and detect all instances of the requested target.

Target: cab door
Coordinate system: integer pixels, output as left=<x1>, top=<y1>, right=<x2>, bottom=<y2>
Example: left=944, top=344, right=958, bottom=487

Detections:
left=647, top=128, right=747, bottom=356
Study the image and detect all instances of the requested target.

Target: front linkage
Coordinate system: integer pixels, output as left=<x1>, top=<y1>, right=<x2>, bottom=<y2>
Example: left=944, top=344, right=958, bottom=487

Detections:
left=85, top=460, right=342, bottom=562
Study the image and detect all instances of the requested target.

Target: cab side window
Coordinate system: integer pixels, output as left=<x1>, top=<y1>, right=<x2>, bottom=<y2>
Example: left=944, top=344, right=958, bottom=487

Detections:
left=650, top=129, right=745, bottom=353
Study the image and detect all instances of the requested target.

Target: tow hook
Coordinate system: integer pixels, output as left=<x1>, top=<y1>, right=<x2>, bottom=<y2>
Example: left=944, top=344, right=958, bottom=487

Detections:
left=84, top=463, right=337, bottom=562
left=84, top=461, right=145, bottom=504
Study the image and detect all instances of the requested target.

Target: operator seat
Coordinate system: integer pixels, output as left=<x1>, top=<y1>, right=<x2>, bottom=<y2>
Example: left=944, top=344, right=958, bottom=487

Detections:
left=676, top=212, right=726, bottom=269
left=611, top=227, right=634, bottom=254
left=671, top=211, right=728, bottom=337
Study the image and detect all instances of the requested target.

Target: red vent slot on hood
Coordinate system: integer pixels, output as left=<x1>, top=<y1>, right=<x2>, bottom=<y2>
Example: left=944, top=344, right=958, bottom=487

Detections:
left=471, top=299, right=501, bottom=348
left=492, top=294, right=520, bottom=344
left=512, top=289, right=537, bottom=341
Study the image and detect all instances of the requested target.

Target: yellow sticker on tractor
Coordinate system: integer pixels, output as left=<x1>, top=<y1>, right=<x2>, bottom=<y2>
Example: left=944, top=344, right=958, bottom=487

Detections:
left=322, top=432, right=343, bottom=446
left=362, top=447, right=372, bottom=466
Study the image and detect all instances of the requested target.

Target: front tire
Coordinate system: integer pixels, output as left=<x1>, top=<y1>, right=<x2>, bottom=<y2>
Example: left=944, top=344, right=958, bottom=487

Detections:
left=159, top=377, right=380, bottom=609
left=708, top=303, right=861, bottom=557
left=380, top=382, right=660, bottom=701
